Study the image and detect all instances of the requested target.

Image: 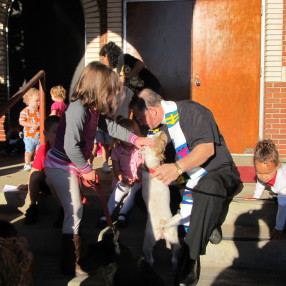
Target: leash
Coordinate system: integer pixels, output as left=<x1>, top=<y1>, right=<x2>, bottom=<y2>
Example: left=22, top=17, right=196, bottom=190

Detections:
left=80, top=175, right=120, bottom=253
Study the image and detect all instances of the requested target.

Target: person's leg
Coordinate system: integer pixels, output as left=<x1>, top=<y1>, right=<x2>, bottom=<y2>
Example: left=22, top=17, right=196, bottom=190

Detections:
left=45, top=176, right=64, bottom=228
left=28, top=170, right=45, bottom=204
left=23, top=138, right=32, bottom=171
left=175, top=165, right=240, bottom=286
left=275, top=197, right=286, bottom=231
left=89, top=142, right=98, bottom=165
left=118, top=182, right=141, bottom=215
left=45, top=167, right=85, bottom=275
left=45, top=167, right=82, bottom=234
left=101, top=143, right=110, bottom=164
left=102, top=132, right=112, bottom=173
left=24, top=169, right=45, bottom=225
left=103, top=182, right=131, bottom=217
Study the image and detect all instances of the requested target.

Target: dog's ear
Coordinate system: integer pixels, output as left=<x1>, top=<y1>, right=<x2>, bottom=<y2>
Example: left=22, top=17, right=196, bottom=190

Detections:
left=158, top=131, right=167, bottom=145
left=153, top=132, right=167, bottom=160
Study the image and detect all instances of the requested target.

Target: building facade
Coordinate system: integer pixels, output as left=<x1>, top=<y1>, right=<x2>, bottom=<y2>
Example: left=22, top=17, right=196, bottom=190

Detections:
left=0, top=0, right=285, bottom=157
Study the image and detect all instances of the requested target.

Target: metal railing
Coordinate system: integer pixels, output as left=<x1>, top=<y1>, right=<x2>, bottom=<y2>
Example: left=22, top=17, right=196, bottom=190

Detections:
left=0, top=70, right=46, bottom=144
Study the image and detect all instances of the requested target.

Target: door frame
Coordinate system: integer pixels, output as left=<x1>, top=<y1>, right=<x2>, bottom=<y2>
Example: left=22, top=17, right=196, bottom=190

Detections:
left=259, top=0, right=266, bottom=144
left=123, top=0, right=266, bottom=156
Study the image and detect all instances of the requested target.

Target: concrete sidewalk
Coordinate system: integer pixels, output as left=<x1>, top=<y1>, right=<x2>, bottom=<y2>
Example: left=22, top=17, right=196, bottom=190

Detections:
left=1, top=154, right=286, bottom=286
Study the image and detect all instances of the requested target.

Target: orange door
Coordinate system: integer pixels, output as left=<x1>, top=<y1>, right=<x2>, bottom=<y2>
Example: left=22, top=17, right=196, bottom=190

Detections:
left=192, top=0, right=261, bottom=154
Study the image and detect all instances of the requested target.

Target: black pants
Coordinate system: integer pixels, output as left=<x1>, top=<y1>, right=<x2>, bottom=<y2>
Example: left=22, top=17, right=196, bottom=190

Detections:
left=184, top=164, right=241, bottom=260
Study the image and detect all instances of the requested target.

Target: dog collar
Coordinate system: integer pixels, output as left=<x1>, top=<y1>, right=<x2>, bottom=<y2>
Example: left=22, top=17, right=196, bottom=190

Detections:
left=144, top=161, right=163, bottom=174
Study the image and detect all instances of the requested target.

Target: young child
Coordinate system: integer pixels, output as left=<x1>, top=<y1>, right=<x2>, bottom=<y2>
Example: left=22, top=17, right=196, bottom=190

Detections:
left=19, top=115, right=62, bottom=226
left=98, top=117, right=143, bottom=228
left=44, top=61, right=153, bottom=276
left=50, top=85, right=67, bottom=117
left=245, top=139, right=286, bottom=240
left=19, top=87, right=40, bottom=171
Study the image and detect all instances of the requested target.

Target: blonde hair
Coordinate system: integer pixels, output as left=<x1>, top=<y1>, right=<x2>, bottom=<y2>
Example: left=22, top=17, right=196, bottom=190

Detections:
left=23, top=87, right=39, bottom=105
left=0, top=237, right=33, bottom=286
left=253, top=139, right=279, bottom=166
left=70, top=61, right=121, bottom=116
left=50, top=85, right=66, bottom=101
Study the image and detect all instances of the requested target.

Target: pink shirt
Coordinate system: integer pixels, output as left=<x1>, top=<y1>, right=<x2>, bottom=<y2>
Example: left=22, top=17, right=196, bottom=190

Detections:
left=111, top=144, right=143, bottom=183
left=51, top=101, right=67, bottom=117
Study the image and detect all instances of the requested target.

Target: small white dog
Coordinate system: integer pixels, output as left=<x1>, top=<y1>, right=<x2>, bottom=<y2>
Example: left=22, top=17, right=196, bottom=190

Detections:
left=141, top=131, right=181, bottom=267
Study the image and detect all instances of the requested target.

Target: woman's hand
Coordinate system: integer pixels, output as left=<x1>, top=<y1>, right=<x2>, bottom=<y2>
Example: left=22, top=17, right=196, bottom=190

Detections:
left=134, top=137, right=154, bottom=150
left=151, top=163, right=179, bottom=185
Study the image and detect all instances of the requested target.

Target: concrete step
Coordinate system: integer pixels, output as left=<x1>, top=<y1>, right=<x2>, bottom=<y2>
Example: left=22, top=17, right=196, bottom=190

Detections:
left=2, top=155, right=286, bottom=285
left=67, top=266, right=286, bottom=286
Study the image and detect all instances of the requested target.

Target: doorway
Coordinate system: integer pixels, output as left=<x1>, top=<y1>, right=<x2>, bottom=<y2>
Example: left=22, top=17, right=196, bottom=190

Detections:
left=124, top=0, right=261, bottom=154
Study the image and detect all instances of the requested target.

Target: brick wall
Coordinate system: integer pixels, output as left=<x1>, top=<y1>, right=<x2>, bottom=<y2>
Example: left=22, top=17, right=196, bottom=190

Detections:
left=1, top=0, right=286, bottom=157
left=264, top=0, right=286, bottom=158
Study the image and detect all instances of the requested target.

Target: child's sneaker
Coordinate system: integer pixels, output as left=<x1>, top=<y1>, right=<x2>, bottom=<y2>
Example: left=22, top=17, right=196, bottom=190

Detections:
left=23, top=164, right=31, bottom=171
left=24, top=204, right=38, bottom=225
left=102, top=162, right=111, bottom=173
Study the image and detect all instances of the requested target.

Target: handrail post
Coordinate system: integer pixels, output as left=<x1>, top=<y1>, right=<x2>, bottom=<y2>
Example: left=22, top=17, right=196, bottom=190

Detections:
left=39, top=75, right=46, bottom=145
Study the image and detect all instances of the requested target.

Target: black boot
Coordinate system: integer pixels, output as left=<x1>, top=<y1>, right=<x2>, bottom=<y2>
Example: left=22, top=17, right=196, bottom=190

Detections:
left=174, top=244, right=200, bottom=286
left=24, top=204, right=38, bottom=225
left=61, top=234, right=76, bottom=275
left=53, top=207, right=64, bottom=228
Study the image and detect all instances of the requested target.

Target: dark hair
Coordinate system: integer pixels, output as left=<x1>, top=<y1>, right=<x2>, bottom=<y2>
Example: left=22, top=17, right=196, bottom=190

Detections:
left=129, top=89, right=162, bottom=112
left=99, top=42, right=123, bottom=69
left=44, top=115, right=60, bottom=131
left=128, top=94, right=147, bottom=112
left=253, top=139, right=279, bottom=166
left=112, top=115, right=141, bottom=147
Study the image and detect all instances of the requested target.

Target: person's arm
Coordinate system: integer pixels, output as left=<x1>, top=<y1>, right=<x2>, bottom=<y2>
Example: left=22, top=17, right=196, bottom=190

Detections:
left=112, top=159, right=129, bottom=185
left=50, top=110, right=57, bottom=116
left=98, top=115, right=153, bottom=150
left=244, top=180, right=265, bottom=200
left=124, top=60, right=145, bottom=79
left=152, top=142, right=214, bottom=185
left=64, top=101, right=96, bottom=180
left=19, top=111, right=39, bottom=130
